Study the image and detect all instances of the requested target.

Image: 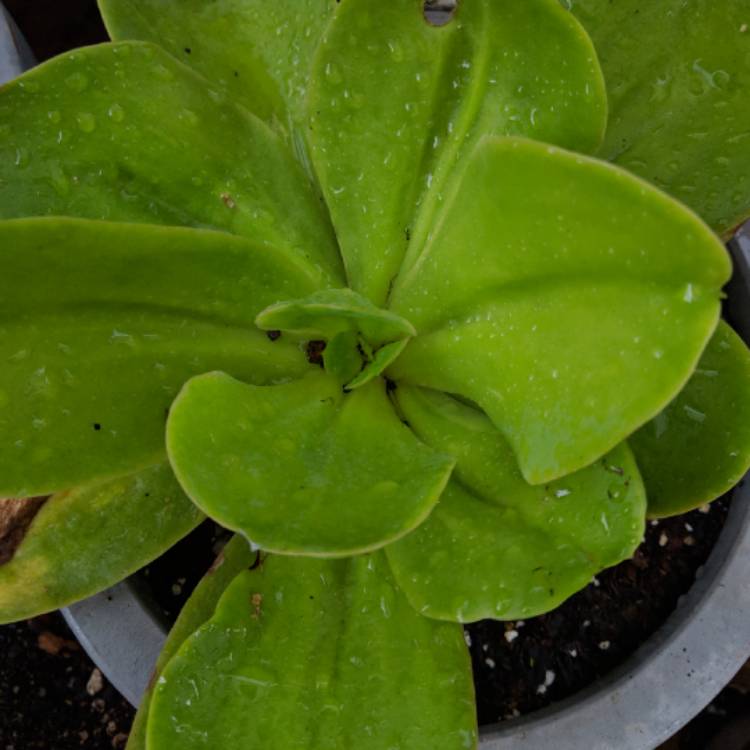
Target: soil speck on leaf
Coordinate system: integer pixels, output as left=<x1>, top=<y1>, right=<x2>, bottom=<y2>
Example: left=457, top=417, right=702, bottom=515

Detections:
left=250, top=593, right=263, bottom=619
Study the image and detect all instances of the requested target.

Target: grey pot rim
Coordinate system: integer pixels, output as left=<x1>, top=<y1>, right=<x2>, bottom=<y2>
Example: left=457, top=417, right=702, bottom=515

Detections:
left=0, top=2, right=34, bottom=85
left=2, top=4, right=749, bottom=748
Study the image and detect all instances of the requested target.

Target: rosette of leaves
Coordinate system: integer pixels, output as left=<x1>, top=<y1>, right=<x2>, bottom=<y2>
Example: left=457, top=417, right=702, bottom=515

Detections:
left=1, top=0, right=750, bottom=747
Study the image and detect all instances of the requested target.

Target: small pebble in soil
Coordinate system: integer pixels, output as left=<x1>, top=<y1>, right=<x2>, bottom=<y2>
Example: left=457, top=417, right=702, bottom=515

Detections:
left=598, top=641, right=611, bottom=651
left=504, top=629, right=519, bottom=643
left=659, top=532, right=669, bottom=547
left=86, top=668, right=104, bottom=696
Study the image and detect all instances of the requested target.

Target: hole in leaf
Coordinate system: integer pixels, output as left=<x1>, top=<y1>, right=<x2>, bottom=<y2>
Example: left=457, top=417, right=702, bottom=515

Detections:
left=424, top=0, right=457, bottom=26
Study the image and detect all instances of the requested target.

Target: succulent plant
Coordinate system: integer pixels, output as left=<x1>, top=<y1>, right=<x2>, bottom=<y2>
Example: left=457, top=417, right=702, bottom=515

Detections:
left=1, top=1, right=750, bottom=747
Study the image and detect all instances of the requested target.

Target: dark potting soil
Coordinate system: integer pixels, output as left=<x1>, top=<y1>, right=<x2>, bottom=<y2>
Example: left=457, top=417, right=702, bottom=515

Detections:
left=0, top=613, right=134, bottom=749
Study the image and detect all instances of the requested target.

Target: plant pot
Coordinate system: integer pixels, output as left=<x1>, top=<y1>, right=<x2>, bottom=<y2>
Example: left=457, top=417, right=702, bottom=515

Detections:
left=0, top=2, right=33, bottom=84
left=3, top=3, right=750, bottom=747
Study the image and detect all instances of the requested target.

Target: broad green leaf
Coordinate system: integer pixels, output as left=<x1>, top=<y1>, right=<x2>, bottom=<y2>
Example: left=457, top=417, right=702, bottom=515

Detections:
left=570, top=0, right=750, bottom=236
left=166, top=371, right=455, bottom=556
left=256, top=288, right=415, bottom=345
left=389, top=137, right=731, bottom=484
left=632, top=320, right=750, bottom=518
left=0, top=463, right=202, bottom=624
left=0, top=218, right=315, bottom=496
left=0, top=41, right=343, bottom=282
left=147, top=552, right=477, bottom=750
left=99, top=0, right=338, bottom=136
left=127, top=535, right=255, bottom=750
left=308, top=0, right=606, bottom=303
left=387, top=387, right=645, bottom=622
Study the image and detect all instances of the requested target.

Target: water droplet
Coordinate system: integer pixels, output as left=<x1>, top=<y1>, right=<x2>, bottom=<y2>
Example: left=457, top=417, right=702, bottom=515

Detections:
left=324, top=62, right=343, bottom=84
left=683, top=404, right=706, bottom=423
left=154, top=64, right=175, bottom=81
left=76, top=112, right=96, bottom=133
left=14, top=147, right=30, bottom=168
left=65, top=72, right=89, bottom=92
left=47, top=110, right=61, bottom=123
left=108, top=103, right=125, bottom=122
left=19, top=80, right=40, bottom=93
left=49, top=162, right=70, bottom=196
left=387, top=41, right=404, bottom=63
left=648, top=75, right=671, bottom=102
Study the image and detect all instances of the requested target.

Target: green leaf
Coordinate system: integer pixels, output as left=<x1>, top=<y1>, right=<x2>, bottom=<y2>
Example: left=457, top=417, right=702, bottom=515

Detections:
left=98, top=0, right=338, bottom=135
left=126, top=535, right=255, bottom=750
left=166, top=371, right=455, bottom=556
left=570, top=0, right=750, bottom=236
left=0, top=41, right=343, bottom=282
left=147, top=552, right=477, bottom=750
left=0, top=218, right=316, bottom=496
left=323, top=330, right=363, bottom=385
left=386, top=386, right=645, bottom=622
left=389, top=136, right=731, bottom=484
left=308, top=0, right=606, bottom=303
left=346, top=339, right=410, bottom=391
left=256, top=288, right=416, bottom=345
left=0, top=463, right=203, bottom=624
left=631, top=320, right=750, bottom=517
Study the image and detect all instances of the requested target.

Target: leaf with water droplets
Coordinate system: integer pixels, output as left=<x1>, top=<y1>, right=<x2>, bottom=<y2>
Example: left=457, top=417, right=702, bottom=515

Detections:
left=147, top=552, right=477, bottom=750
left=0, top=217, right=317, bottom=495
left=99, top=0, right=338, bottom=135
left=386, top=386, right=645, bottom=622
left=570, top=0, right=750, bottom=236
left=307, top=0, right=606, bottom=303
left=0, top=41, right=342, bottom=283
left=389, top=137, right=730, bottom=484
left=0, top=463, right=203, bottom=624
left=126, top=535, right=255, bottom=750
left=166, top=370, right=454, bottom=556
left=631, top=320, right=750, bottom=517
